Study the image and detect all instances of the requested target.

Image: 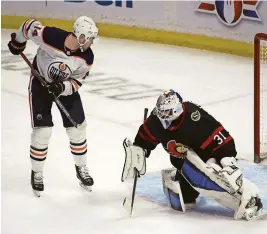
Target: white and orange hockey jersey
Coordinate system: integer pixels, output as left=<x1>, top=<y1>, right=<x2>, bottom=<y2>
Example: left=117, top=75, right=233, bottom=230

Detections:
left=15, top=19, right=94, bottom=96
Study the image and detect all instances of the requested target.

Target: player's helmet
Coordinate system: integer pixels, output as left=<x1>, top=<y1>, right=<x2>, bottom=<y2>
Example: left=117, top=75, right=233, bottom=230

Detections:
left=73, top=16, right=98, bottom=47
left=154, top=89, right=183, bottom=129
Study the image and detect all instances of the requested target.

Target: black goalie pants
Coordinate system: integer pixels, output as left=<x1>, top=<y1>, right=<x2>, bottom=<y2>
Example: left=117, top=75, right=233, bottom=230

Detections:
left=170, top=156, right=200, bottom=203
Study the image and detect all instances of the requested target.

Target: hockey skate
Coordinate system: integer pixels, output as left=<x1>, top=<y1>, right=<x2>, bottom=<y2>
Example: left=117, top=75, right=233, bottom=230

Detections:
left=31, top=170, right=44, bottom=197
left=75, top=165, right=94, bottom=192
left=243, top=197, right=266, bottom=221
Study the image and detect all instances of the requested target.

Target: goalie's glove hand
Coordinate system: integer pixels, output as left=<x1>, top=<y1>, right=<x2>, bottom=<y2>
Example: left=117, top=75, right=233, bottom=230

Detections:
left=133, top=142, right=151, bottom=158
left=144, top=149, right=151, bottom=158
left=8, top=33, right=27, bottom=55
left=48, top=82, right=65, bottom=98
left=121, top=138, right=147, bottom=182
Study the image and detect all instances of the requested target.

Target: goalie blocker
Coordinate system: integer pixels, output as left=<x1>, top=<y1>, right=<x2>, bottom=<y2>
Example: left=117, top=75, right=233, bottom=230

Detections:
left=121, top=138, right=146, bottom=182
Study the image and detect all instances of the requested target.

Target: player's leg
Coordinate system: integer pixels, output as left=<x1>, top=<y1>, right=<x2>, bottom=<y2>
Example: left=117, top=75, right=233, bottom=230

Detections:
left=57, top=92, right=93, bottom=190
left=162, top=156, right=199, bottom=211
left=182, top=150, right=263, bottom=220
left=28, top=75, right=53, bottom=196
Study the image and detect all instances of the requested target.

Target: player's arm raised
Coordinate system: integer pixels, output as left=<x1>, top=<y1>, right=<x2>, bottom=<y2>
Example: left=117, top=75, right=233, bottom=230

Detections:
left=8, top=19, right=45, bottom=55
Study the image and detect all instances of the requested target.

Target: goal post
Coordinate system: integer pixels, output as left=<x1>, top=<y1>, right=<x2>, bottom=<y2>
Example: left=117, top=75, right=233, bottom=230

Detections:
left=254, top=33, right=267, bottom=163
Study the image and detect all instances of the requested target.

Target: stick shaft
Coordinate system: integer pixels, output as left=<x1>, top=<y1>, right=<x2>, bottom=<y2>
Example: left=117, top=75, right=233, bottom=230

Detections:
left=125, top=108, right=149, bottom=216
left=19, top=52, right=78, bottom=128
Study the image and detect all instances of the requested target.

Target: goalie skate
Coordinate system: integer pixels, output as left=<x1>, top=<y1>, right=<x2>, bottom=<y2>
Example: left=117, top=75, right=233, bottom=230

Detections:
left=75, top=165, right=94, bottom=192
left=31, top=170, right=44, bottom=197
left=249, top=211, right=267, bottom=221
left=242, top=197, right=265, bottom=221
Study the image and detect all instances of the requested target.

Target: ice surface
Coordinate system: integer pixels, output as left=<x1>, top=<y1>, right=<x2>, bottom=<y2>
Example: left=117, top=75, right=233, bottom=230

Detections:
left=1, top=29, right=266, bottom=234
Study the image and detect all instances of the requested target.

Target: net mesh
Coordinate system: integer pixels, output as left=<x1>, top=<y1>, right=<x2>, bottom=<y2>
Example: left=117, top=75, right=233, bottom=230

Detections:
left=260, top=40, right=267, bottom=158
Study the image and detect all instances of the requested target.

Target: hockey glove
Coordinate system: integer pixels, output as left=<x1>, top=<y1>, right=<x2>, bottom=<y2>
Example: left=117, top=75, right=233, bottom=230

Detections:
left=48, top=82, right=65, bottom=98
left=121, top=138, right=147, bottom=182
left=8, top=33, right=27, bottom=55
left=133, top=142, right=151, bottom=158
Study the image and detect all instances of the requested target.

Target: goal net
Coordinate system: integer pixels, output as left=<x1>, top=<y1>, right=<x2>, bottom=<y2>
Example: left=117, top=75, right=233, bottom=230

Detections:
left=254, top=33, right=267, bottom=163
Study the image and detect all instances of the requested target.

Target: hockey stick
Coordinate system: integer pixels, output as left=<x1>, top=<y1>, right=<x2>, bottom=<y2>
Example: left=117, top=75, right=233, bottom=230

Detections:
left=19, top=51, right=78, bottom=128
left=123, top=107, right=148, bottom=216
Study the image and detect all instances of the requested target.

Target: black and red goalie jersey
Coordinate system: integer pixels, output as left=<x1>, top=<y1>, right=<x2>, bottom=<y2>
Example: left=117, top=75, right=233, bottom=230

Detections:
left=134, top=90, right=237, bottom=166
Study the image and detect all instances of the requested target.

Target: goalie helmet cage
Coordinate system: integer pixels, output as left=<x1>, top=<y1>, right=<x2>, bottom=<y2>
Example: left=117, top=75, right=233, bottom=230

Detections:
left=254, top=33, right=267, bottom=163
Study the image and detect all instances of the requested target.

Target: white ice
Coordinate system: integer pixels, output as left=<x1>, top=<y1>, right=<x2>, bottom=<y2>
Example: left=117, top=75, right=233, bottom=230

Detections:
left=1, top=29, right=267, bottom=234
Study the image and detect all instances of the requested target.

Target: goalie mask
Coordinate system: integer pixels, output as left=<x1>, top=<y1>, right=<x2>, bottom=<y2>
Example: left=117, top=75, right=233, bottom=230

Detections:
left=73, top=16, right=98, bottom=51
left=154, top=89, right=183, bottom=129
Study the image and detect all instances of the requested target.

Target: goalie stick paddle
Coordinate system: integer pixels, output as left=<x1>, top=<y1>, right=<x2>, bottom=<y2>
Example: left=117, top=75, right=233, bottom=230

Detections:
left=123, top=108, right=148, bottom=217
left=17, top=47, right=78, bottom=128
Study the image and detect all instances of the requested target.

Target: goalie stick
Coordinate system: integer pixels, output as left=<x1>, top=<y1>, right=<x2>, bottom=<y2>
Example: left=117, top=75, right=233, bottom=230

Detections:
left=123, top=107, right=148, bottom=217
left=15, top=41, right=78, bottom=128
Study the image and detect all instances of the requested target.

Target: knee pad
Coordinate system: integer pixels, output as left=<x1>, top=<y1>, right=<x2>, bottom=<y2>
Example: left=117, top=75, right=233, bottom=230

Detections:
left=31, top=127, right=52, bottom=148
left=66, top=120, right=87, bottom=143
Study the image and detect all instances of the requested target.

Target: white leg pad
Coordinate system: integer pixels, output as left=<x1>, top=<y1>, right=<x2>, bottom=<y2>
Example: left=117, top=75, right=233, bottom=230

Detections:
left=183, top=151, right=241, bottom=211
left=234, top=178, right=260, bottom=220
left=162, top=168, right=186, bottom=212
left=184, top=151, right=262, bottom=220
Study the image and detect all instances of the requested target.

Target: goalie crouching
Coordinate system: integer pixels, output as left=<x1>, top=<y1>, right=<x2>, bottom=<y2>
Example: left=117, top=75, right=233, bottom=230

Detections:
left=121, top=89, right=263, bottom=220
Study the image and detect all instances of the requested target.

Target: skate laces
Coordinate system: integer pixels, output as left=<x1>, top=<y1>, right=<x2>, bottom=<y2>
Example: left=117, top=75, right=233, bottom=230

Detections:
left=34, top=172, right=43, bottom=184
left=78, top=166, right=90, bottom=179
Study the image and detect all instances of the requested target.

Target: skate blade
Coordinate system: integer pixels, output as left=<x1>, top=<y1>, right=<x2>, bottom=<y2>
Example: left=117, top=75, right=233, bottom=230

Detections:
left=248, top=211, right=267, bottom=221
left=32, top=189, right=41, bottom=197
left=79, top=182, right=92, bottom=192
left=245, top=209, right=267, bottom=221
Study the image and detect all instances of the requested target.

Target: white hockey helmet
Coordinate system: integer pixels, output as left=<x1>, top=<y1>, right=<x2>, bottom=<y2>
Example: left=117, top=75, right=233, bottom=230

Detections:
left=153, top=89, right=183, bottom=129
left=73, top=16, right=98, bottom=47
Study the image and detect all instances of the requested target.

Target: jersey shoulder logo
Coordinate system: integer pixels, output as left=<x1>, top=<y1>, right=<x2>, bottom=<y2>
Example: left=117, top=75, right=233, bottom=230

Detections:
left=191, top=110, right=201, bottom=121
left=47, top=62, right=72, bottom=81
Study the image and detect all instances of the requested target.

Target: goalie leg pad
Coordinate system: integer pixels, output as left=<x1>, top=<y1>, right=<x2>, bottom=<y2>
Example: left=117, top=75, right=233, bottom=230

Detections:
left=162, top=168, right=185, bottom=212
left=183, top=151, right=263, bottom=220
left=181, top=157, right=240, bottom=211
left=234, top=178, right=263, bottom=220
left=121, top=138, right=146, bottom=182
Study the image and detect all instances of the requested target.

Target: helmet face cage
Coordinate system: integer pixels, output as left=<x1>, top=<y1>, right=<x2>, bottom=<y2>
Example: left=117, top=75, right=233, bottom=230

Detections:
left=154, top=90, right=183, bottom=129
left=73, top=16, right=98, bottom=47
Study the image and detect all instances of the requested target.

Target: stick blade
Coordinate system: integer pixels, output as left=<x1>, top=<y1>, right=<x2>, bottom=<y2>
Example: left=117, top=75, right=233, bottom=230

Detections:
left=123, top=197, right=133, bottom=217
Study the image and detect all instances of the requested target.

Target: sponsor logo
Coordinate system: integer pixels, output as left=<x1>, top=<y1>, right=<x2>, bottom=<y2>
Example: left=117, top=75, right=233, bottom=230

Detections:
left=47, top=62, right=71, bottom=82
left=95, top=0, right=133, bottom=8
left=64, top=0, right=133, bottom=8
left=196, top=0, right=261, bottom=26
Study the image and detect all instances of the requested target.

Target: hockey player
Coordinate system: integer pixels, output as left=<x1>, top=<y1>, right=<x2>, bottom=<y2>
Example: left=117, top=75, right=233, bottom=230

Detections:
left=121, top=89, right=264, bottom=220
left=7, top=16, right=98, bottom=196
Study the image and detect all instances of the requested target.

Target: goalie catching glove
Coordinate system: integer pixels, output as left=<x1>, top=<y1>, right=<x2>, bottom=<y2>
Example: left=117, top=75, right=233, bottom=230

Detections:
left=121, top=138, right=148, bottom=182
